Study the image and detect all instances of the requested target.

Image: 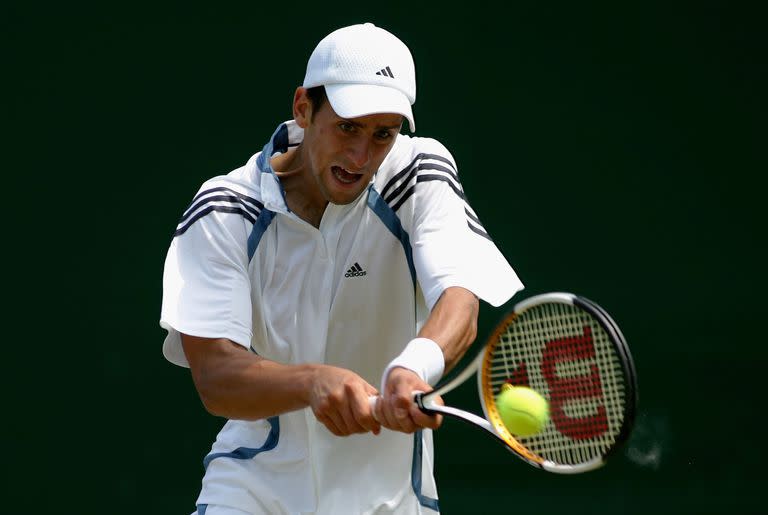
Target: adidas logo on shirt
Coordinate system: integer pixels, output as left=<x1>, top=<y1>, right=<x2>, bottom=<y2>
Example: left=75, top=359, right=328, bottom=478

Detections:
left=344, top=262, right=367, bottom=278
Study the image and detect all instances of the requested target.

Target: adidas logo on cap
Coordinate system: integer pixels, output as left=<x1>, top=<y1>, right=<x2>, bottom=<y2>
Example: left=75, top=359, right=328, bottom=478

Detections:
left=375, top=66, right=395, bottom=78
left=344, top=262, right=367, bottom=278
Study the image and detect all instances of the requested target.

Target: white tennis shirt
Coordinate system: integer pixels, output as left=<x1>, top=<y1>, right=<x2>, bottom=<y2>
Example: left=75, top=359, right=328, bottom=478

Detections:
left=161, top=121, right=523, bottom=514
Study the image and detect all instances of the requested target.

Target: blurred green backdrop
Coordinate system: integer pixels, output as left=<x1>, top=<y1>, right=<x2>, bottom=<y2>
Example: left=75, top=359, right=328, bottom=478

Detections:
left=6, top=1, right=765, bottom=513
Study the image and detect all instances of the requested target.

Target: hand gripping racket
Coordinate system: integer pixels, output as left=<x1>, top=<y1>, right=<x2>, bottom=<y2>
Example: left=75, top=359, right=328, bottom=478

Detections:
left=402, top=292, right=637, bottom=474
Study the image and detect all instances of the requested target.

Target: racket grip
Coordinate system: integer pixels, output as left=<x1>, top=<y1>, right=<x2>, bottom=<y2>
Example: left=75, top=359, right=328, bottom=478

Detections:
left=367, top=392, right=427, bottom=411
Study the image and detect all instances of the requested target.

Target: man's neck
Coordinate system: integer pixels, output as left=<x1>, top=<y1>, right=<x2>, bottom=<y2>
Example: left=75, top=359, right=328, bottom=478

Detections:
left=272, top=146, right=327, bottom=228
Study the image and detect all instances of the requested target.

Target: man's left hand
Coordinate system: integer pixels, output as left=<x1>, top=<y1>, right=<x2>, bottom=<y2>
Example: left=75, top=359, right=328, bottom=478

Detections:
left=373, top=367, right=443, bottom=433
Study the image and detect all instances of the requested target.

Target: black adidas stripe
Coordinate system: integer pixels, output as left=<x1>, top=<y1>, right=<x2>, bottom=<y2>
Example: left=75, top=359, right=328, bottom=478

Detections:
left=174, top=186, right=264, bottom=237
left=378, top=153, right=492, bottom=242
left=391, top=174, right=465, bottom=212
left=174, top=205, right=256, bottom=237
left=179, top=194, right=260, bottom=224
left=384, top=164, right=459, bottom=205
left=380, top=153, right=457, bottom=199
left=186, top=186, right=264, bottom=214
left=467, top=221, right=492, bottom=241
left=386, top=175, right=492, bottom=241
left=464, top=208, right=490, bottom=240
left=379, top=155, right=421, bottom=198
left=464, top=207, right=482, bottom=226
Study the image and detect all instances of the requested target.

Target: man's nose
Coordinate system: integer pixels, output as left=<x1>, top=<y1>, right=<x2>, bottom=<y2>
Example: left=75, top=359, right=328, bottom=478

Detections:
left=347, top=137, right=371, bottom=169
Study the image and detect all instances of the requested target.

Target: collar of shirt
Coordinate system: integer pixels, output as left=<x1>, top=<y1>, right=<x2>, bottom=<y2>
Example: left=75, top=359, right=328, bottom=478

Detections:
left=256, top=120, right=305, bottom=214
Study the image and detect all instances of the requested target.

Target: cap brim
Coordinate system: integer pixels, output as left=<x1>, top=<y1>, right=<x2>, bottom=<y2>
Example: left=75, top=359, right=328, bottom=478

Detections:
left=324, top=83, right=415, bottom=132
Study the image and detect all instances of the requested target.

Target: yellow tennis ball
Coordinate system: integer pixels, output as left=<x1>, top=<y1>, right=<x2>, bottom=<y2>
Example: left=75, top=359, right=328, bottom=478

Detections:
left=496, top=384, right=550, bottom=437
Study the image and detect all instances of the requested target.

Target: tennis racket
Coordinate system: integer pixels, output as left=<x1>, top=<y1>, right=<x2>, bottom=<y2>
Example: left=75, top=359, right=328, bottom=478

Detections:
left=388, top=292, right=637, bottom=474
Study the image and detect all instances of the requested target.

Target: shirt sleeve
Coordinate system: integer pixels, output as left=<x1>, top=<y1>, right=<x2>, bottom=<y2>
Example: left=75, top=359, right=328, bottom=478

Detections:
left=160, top=192, right=254, bottom=367
left=409, top=140, right=524, bottom=310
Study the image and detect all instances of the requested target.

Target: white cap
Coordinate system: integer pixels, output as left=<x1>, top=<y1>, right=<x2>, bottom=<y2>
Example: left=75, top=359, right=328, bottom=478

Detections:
left=303, top=23, right=416, bottom=132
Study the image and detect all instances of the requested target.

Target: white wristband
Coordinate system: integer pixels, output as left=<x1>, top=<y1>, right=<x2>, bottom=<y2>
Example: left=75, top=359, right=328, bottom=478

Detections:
left=381, top=337, right=445, bottom=390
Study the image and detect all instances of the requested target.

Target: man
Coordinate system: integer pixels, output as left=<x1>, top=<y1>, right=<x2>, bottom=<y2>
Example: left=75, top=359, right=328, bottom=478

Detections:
left=161, top=23, right=523, bottom=514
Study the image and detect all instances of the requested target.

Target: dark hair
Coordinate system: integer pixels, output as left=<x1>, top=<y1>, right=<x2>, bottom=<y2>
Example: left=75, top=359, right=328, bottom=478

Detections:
left=306, top=86, right=327, bottom=120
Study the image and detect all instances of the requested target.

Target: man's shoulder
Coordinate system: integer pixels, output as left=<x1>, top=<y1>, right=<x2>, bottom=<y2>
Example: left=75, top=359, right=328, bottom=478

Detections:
left=378, top=134, right=457, bottom=179
left=402, top=134, right=455, bottom=159
left=193, top=153, right=264, bottom=203
left=373, top=134, right=459, bottom=196
left=172, top=153, right=267, bottom=238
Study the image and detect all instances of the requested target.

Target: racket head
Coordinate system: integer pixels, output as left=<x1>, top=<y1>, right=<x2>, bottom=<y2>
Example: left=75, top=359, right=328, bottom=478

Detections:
left=478, top=292, right=637, bottom=473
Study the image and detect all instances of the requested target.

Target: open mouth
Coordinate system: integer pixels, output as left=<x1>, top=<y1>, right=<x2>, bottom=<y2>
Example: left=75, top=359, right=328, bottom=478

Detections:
left=331, top=165, right=363, bottom=185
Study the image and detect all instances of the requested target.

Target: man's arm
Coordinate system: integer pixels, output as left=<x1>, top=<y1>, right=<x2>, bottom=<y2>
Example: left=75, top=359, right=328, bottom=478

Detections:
left=181, top=335, right=381, bottom=436
left=418, top=285, right=479, bottom=373
left=374, top=286, right=479, bottom=433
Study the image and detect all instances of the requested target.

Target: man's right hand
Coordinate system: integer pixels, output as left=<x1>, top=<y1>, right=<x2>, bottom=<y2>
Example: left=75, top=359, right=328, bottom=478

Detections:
left=308, top=365, right=381, bottom=437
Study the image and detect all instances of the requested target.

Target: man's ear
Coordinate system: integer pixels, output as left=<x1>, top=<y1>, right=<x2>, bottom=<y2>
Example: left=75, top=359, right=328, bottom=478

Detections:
left=293, top=87, right=312, bottom=128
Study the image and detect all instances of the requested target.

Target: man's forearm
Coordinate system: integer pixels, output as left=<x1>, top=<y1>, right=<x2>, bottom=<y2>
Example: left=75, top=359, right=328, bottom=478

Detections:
left=417, top=286, right=479, bottom=374
left=182, top=335, right=317, bottom=420
left=182, top=335, right=381, bottom=437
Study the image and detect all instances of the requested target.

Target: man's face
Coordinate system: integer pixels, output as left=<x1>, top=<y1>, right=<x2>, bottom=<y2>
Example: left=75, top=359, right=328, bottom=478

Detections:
left=297, top=91, right=403, bottom=205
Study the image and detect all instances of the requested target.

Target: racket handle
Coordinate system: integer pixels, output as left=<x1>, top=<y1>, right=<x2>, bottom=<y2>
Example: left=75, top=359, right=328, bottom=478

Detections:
left=367, top=392, right=428, bottom=412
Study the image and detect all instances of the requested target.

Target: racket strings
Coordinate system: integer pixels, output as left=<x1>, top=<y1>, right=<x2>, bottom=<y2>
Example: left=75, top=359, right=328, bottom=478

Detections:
left=486, top=302, right=628, bottom=466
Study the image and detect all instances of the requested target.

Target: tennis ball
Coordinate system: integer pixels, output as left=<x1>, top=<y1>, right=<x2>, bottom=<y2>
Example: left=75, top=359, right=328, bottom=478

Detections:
left=496, top=384, right=550, bottom=437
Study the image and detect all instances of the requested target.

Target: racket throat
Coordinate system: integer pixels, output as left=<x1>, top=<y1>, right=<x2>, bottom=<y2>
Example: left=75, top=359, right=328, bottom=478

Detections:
left=419, top=395, right=495, bottom=434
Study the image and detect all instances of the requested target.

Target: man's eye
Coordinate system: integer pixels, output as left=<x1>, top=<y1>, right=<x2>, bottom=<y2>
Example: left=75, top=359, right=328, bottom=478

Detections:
left=339, top=123, right=355, bottom=132
left=375, top=131, right=393, bottom=140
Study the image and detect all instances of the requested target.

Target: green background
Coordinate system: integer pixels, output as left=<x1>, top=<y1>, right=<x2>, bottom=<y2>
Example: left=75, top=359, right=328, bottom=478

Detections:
left=7, top=1, right=765, bottom=513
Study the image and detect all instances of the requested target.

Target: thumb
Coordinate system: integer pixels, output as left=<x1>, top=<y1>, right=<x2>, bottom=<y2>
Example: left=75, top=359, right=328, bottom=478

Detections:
left=365, top=382, right=379, bottom=397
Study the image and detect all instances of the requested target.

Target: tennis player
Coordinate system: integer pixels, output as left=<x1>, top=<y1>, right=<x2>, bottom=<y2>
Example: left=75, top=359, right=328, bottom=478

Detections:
left=161, top=23, right=523, bottom=514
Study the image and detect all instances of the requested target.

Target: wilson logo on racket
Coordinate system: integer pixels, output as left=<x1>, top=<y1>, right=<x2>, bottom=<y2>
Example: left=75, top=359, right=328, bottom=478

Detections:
left=503, top=361, right=530, bottom=387
left=541, top=326, right=608, bottom=440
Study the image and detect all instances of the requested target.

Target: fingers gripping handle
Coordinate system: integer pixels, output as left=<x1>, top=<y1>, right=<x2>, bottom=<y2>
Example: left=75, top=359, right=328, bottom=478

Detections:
left=367, top=391, right=433, bottom=415
left=369, top=393, right=494, bottom=433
